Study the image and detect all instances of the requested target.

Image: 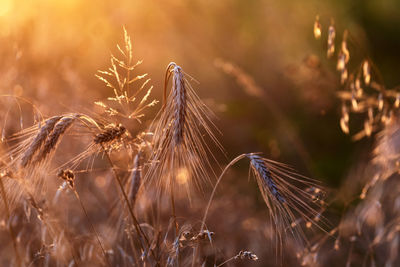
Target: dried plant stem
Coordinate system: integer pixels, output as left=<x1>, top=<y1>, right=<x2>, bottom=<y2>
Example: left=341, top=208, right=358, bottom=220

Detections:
left=0, top=178, right=22, bottom=267
left=126, top=229, right=141, bottom=267
left=18, top=176, right=80, bottom=265
left=217, top=251, right=258, bottom=266
left=170, top=186, right=179, bottom=236
left=72, top=190, right=111, bottom=267
left=101, top=145, right=159, bottom=265
left=192, top=154, right=246, bottom=266
left=217, top=257, right=235, bottom=267
left=29, top=195, right=80, bottom=266
left=201, top=154, right=247, bottom=230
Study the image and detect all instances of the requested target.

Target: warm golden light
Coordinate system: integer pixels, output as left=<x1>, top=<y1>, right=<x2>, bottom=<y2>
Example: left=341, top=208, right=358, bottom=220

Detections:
left=0, top=0, right=12, bottom=17
left=176, top=167, right=190, bottom=185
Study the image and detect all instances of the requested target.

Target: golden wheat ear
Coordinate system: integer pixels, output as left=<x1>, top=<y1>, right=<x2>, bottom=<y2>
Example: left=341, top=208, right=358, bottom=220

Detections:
left=201, top=153, right=328, bottom=255
left=145, top=62, right=222, bottom=199
left=20, top=116, right=63, bottom=167
left=246, top=154, right=328, bottom=245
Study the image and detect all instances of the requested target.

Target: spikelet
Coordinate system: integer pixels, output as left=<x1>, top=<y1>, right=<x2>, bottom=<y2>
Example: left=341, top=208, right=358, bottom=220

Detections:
left=378, top=93, right=384, bottom=111
left=314, top=16, right=322, bottom=39
left=234, top=250, right=259, bottom=261
left=57, top=169, right=75, bottom=189
left=355, top=78, right=363, bottom=97
left=203, top=153, right=327, bottom=256
left=340, top=68, right=348, bottom=84
left=337, top=31, right=349, bottom=73
left=0, top=115, right=79, bottom=211
left=146, top=62, right=221, bottom=198
left=368, top=107, right=374, bottom=123
left=20, top=116, right=63, bottom=167
left=170, top=64, right=187, bottom=145
left=129, top=150, right=142, bottom=206
left=351, top=93, right=358, bottom=110
left=94, top=124, right=126, bottom=144
left=340, top=118, right=350, bottom=134
left=35, top=116, right=76, bottom=164
left=342, top=103, right=349, bottom=122
left=364, top=120, right=373, bottom=137
left=363, top=60, right=371, bottom=85
left=341, top=31, right=350, bottom=63
left=248, top=155, right=285, bottom=203
left=245, top=154, right=327, bottom=254
left=337, top=53, right=346, bottom=72
left=327, top=21, right=336, bottom=58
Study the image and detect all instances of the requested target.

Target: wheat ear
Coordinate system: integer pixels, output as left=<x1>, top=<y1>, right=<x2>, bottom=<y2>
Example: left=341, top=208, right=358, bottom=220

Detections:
left=94, top=124, right=126, bottom=144
left=21, top=116, right=62, bottom=167
left=169, top=63, right=187, bottom=145
left=129, top=150, right=142, bottom=206
left=35, top=116, right=75, bottom=164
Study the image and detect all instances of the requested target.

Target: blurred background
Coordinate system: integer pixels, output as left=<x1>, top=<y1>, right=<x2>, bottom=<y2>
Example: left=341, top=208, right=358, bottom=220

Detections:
left=0, top=0, right=398, bottom=211
left=1, top=0, right=400, bottom=265
left=2, top=0, right=399, bottom=186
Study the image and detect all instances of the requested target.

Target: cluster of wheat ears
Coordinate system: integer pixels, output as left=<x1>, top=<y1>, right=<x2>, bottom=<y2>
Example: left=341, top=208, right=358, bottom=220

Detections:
left=0, top=17, right=400, bottom=266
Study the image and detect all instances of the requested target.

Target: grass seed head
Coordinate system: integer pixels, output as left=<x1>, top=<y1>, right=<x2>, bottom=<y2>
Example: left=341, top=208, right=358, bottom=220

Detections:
left=21, top=116, right=63, bottom=167
left=94, top=124, right=126, bottom=144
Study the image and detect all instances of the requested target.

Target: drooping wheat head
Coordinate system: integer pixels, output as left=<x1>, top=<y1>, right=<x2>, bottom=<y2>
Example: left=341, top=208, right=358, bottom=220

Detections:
left=246, top=154, right=327, bottom=251
left=34, top=115, right=76, bottom=164
left=20, top=116, right=63, bottom=167
left=201, top=153, right=327, bottom=260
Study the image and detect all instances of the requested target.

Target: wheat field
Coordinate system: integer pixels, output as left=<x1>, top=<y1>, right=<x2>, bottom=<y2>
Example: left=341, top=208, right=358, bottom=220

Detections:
left=0, top=1, right=400, bottom=266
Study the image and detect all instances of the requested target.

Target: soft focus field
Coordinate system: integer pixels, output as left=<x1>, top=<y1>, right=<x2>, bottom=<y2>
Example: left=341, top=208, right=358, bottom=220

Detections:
left=0, top=0, right=400, bottom=266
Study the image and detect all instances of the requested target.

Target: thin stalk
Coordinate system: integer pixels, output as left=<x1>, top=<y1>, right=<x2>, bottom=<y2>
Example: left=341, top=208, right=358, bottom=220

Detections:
left=170, top=185, right=180, bottom=267
left=216, top=256, right=236, bottom=267
left=200, top=154, right=246, bottom=230
left=0, top=178, right=22, bottom=267
left=170, top=186, right=179, bottom=235
left=192, top=154, right=246, bottom=267
left=73, top=190, right=111, bottom=267
left=101, top=146, right=159, bottom=265
left=127, top=229, right=141, bottom=267
left=21, top=179, right=80, bottom=265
